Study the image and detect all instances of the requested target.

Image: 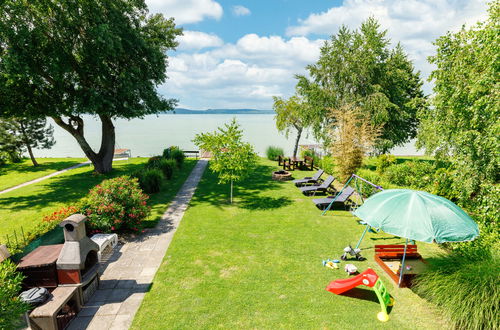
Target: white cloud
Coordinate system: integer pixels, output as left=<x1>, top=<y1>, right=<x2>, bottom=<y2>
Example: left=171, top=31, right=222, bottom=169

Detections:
left=233, top=5, right=251, bottom=16
left=161, top=35, right=325, bottom=109
left=286, top=0, right=489, bottom=93
left=177, top=31, right=224, bottom=51
left=146, top=0, right=223, bottom=24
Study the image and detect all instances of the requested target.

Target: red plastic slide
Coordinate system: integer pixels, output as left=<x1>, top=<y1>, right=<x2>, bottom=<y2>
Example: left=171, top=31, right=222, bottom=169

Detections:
left=326, top=268, right=379, bottom=295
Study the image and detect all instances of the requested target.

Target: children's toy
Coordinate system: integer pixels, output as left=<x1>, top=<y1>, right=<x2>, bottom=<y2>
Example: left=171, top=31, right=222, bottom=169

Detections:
left=344, top=264, right=358, bottom=274
left=322, top=259, right=339, bottom=269
left=326, top=268, right=394, bottom=322
left=374, top=244, right=427, bottom=288
left=341, top=245, right=365, bottom=261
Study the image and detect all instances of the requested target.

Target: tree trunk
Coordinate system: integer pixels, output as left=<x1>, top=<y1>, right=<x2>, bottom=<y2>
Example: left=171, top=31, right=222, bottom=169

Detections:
left=293, top=127, right=303, bottom=158
left=52, top=115, right=115, bottom=174
left=19, top=122, right=38, bottom=167
left=230, top=180, right=233, bottom=204
left=26, top=144, right=38, bottom=167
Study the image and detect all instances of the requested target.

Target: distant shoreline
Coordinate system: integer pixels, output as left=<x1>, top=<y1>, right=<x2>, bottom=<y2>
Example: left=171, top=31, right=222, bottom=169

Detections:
left=163, top=108, right=275, bottom=115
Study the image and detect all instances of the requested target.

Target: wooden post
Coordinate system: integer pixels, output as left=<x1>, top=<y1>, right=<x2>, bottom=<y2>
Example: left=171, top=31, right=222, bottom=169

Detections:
left=0, top=245, right=10, bottom=262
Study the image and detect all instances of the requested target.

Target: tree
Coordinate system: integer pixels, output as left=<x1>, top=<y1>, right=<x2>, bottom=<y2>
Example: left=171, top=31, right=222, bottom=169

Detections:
left=0, top=0, right=182, bottom=173
left=417, top=1, right=499, bottom=198
left=1, top=118, right=55, bottom=166
left=193, top=119, right=258, bottom=203
left=272, top=95, right=312, bottom=157
left=329, top=104, right=380, bottom=180
left=0, top=118, right=23, bottom=163
left=297, top=18, right=426, bottom=153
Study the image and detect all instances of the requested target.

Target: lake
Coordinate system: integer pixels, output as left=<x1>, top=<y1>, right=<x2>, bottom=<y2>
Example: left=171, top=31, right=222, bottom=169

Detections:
left=34, top=114, right=423, bottom=158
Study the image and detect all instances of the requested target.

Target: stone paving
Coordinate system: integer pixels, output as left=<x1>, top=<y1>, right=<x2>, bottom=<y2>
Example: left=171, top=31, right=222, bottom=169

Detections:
left=68, top=159, right=208, bottom=330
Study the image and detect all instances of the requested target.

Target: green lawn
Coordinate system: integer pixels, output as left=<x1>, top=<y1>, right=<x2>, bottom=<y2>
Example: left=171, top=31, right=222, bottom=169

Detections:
left=0, top=158, right=86, bottom=191
left=0, top=158, right=197, bottom=243
left=132, top=159, right=447, bottom=329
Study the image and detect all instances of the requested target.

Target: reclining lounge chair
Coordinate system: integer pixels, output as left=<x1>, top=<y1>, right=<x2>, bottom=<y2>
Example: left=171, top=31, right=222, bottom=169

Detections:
left=293, top=169, right=324, bottom=187
left=312, top=186, right=356, bottom=210
left=299, top=175, right=335, bottom=196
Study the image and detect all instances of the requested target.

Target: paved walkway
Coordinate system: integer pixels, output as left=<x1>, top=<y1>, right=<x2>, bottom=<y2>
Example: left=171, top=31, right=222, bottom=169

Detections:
left=68, top=159, right=208, bottom=330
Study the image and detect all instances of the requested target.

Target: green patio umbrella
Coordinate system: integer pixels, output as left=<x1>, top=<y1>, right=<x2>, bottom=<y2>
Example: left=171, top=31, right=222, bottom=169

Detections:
left=353, top=189, right=479, bottom=285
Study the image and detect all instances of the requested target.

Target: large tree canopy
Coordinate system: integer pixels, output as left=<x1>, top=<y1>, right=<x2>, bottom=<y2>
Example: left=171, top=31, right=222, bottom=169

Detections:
left=272, top=95, right=313, bottom=158
left=417, top=1, right=499, bottom=197
left=297, top=18, right=426, bottom=153
left=0, top=0, right=182, bottom=173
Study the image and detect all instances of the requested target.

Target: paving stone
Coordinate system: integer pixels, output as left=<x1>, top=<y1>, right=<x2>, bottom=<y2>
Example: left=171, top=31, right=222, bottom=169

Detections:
left=105, top=288, right=131, bottom=302
left=115, top=279, right=136, bottom=289
left=87, top=315, right=116, bottom=330
left=109, top=314, right=133, bottom=330
left=67, top=316, right=94, bottom=330
left=96, top=302, right=122, bottom=316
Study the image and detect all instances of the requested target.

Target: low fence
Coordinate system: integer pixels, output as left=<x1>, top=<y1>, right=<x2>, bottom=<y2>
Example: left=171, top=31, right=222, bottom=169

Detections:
left=2, top=226, right=64, bottom=263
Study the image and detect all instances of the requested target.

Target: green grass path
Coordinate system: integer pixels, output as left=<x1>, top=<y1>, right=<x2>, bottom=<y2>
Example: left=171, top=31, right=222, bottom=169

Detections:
left=132, top=159, right=447, bottom=329
left=0, top=159, right=196, bottom=242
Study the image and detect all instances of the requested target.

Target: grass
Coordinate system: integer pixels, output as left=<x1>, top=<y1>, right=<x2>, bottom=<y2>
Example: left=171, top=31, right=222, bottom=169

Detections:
left=0, top=158, right=86, bottom=191
left=132, top=159, right=447, bottom=329
left=413, top=247, right=499, bottom=329
left=0, top=158, right=197, bottom=242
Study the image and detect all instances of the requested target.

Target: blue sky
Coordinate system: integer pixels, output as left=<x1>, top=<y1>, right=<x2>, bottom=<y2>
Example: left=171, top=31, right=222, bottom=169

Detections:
left=145, top=0, right=489, bottom=109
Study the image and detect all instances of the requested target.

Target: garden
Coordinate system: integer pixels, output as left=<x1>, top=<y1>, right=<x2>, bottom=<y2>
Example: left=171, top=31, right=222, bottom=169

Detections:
left=0, top=0, right=498, bottom=329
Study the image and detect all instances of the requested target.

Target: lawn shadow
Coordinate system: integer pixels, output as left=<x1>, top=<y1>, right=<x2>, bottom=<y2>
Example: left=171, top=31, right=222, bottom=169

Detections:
left=340, top=287, right=394, bottom=314
left=238, top=196, right=292, bottom=210
left=0, top=159, right=82, bottom=177
left=0, top=162, right=146, bottom=211
left=189, top=163, right=291, bottom=210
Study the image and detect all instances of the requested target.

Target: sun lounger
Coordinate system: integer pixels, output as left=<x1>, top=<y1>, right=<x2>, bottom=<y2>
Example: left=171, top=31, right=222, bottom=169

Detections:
left=293, top=169, right=324, bottom=186
left=312, top=186, right=355, bottom=210
left=299, top=175, right=335, bottom=195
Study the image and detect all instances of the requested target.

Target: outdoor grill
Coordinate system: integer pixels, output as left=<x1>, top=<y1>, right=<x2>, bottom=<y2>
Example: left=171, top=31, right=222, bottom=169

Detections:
left=56, top=214, right=100, bottom=304
left=18, top=214, right=100, bottom=330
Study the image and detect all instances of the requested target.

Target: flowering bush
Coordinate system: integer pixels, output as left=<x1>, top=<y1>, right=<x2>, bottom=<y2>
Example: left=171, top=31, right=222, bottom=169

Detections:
left=80, top=176, right=150, bottom=233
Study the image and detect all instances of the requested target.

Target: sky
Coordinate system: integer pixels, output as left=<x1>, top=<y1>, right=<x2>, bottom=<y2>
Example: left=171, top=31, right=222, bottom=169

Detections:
left=145, top=0, right=490, bottom=110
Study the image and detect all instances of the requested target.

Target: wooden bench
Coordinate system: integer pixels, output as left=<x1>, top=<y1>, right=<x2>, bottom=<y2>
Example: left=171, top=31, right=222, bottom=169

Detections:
left=29, top=286, right=81, bottom=330
left=183, top=150, right=199, bottom=158
left=304, top=156, right=314, bottom=171
left=277, top=155, right=285, bottom=166
left=374, top=244, right=426, bottom=288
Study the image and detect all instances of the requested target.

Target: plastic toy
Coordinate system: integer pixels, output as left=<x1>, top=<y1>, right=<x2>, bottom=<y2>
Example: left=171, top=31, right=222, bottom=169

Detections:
left=344, top=264, right=358, bottom=274
left=322, top=259, right=339, bottom=269
left=326, top=268, right=394, bottom=322
left=341, top=245, right=365, bottom=261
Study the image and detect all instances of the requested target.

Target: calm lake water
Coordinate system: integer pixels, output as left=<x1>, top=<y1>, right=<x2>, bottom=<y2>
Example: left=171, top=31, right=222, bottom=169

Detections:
left=34, top=114, right=423, bottom=158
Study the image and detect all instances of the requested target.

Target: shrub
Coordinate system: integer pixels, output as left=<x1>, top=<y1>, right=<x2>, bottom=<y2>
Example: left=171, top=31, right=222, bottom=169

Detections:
left=0, top=259, right=29, bottom=329
left=266, top=146, right=284, bottom=161
left=163, top=146, right=185, bottom=167
left=413, top=248, right=499, bottom=329
left=133, top=169, right=164, bottom=194
left=319, top=155, right=335, bottom=176
left=375, top=154, right=396, bottom=174
left=146, top=157, right=175, bottom=179
left=80, top=176, right=150, bottom=233
left=383, top=161, right=436, bottom=189
left=145, top=156, right=163, bottom=169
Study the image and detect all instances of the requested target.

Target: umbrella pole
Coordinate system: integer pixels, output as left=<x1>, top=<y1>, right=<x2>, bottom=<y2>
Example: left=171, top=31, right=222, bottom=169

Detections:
left=355, top=225, right=370, bottom=250
left=398, top=238, right=409, bottom=287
